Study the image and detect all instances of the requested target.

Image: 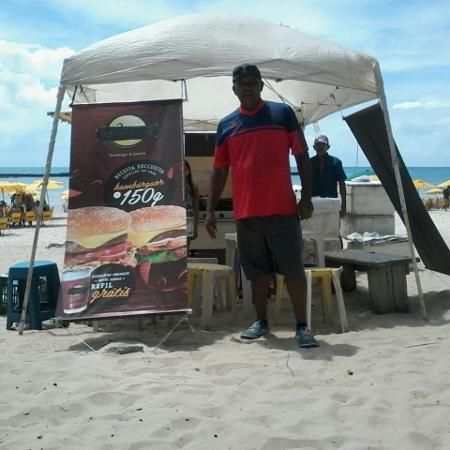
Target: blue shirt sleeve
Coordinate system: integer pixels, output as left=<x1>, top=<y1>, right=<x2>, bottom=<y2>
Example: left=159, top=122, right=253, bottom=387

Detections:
left=336, top=159, right=347, bottom=181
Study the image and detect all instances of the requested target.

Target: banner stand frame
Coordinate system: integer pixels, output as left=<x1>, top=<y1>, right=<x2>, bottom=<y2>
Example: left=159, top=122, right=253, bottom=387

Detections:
left=52, top=312, right=194, bottom=354
left=152, top=312, right=194, bottom=353
left=55, top=319, right=100, bottom=354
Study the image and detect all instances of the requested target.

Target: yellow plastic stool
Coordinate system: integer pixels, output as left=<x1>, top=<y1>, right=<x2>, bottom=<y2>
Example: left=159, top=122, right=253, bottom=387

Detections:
left=274, top=267, right=347, bottom=333
left=10, top=211, right=22, bottom=226
left=42, top=209, right=53, bottom=222
left=0, top=217, right=8, bottom=234
left=187, top=263, right=236, bottom=329
left=25, top=210, right=36, bottom=226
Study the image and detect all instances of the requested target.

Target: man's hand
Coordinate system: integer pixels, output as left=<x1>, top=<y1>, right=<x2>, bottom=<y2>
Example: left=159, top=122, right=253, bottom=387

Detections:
left=204, top=211, right=217, bottom=238
left=298, top=197, right=314, bottom=220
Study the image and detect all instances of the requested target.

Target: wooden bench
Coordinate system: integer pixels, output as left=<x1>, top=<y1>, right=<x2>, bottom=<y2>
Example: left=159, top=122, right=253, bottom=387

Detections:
left=324, top=249, right=411, bottom=314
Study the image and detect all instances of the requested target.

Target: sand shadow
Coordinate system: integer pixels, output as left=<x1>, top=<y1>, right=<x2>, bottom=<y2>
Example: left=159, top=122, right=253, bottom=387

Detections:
left=47, top=314, right=243, bottom=353
left=247, top=333, right=360, bottom=360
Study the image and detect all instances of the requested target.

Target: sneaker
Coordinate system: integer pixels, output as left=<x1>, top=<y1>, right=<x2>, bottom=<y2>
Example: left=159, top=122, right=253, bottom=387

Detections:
left=240, top=320, right=269, bottom=340
left=295, top=326, right=319, bottom=348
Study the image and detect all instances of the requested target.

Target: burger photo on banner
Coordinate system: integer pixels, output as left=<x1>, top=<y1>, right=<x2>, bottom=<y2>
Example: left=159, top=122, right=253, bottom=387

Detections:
left=57, top=100, right=188, bottom=320
left=128, top=206, right=187, bottom=291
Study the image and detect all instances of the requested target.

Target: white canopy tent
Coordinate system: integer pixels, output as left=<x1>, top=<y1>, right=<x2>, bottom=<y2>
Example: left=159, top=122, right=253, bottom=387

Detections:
left=19, top=14, right=426, bottom=333
left=61, top=14, right=379, bottom=129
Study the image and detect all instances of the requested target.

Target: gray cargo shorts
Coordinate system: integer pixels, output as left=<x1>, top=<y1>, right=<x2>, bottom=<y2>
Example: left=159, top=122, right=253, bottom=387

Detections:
left=236, top=215, right=305, bottom=281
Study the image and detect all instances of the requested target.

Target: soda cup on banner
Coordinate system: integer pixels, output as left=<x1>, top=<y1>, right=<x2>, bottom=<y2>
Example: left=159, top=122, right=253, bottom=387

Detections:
left=62, top=267, right=92, bottom=314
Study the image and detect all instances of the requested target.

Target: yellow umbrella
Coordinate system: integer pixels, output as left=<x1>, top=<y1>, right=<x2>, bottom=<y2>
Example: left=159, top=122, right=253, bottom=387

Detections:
left=438, top=179, right=450, bottom=188
left=0, top=181, right=20, bottom=193
left=0, top=181, right=16, bottom=200
left=24, top=184, right=38, bottom=192
left=413, top=179, right=435, bottom=190
left=0, top=182, right=29, bottom=203
left=426, top=187, right=443, bottom=195
left=1, top=182, right=29, bottom=205
left=31, top=179, right=64, bottom=190
left=0, top=181, right=28, bottom=192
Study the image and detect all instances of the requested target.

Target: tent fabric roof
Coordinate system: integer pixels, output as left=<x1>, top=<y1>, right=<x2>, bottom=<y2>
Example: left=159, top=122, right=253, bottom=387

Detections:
left=61, top=14, right=380, bottom=130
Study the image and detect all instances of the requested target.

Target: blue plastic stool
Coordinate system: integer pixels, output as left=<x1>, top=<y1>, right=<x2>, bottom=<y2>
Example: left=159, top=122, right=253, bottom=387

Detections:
left=0, top=273, right=8, bottom=314
left=6, top=260, right=60, bottom=330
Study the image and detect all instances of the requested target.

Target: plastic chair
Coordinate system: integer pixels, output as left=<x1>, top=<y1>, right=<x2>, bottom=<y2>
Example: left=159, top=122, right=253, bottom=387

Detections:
left=302, top=231, right=325, bottom=267
left=10, top=211, right=22, bottom=226
left=25, top=211, right=36, bottom=226
left=0, top=217, right=8, bottom=234
left=6, top=260, right=60, bottom=330
left=42, top=209, right=53, bottom=222
left=187, top=263, right=236, bottom=329
left=274, top=266, right=347, bottom=333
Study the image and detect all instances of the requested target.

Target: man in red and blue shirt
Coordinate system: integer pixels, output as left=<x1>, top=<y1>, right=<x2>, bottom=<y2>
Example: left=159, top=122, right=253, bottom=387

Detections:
left=205, top=64, right=319, bottom=348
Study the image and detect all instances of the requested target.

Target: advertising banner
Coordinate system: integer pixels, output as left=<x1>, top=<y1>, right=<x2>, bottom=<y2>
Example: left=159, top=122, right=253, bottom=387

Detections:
left=56, top=100, right=189, bottom=320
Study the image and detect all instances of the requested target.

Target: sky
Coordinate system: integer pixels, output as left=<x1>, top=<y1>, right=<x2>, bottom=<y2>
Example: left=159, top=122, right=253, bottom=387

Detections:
left=0, top=0, right=449, bottom=168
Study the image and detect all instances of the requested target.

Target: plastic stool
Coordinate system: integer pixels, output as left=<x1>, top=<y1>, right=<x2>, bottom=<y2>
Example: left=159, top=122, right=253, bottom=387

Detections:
left=0, top=273, right=8, bottom=314
left=6, top=260, right=60, bottom=330
left=187, top=263, right=236, bottom=329
left=274, top=267, right=347, bottom=333
left=302, top=231, right=325, bottom=267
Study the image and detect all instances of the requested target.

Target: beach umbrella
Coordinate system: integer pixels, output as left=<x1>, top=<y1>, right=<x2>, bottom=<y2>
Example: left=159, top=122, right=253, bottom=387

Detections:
left=30, top=179, right=64, bottom=206
left=438, top=179, right=450, bottom=188
left=425, top=187, right=443, bottom=195
left=0, top=181, right=18, bottom=194
left=0, top=181, right=16, bottom=200
left=0, top=181, right=28, bottom=193
left=413, top=179, right=435, bottom=190
left=31, top=179, right=64, bottom=190
left=0, top=182, right=29, bottom=205
left=0, top=182, right=29, bottom=200
left=350, top=174, right=380, bottom=182
left=60, top=190, right=69, bottom=205
left=349, top=169, right=376, bottom=180
left=425, top=187, right=443, bottom=207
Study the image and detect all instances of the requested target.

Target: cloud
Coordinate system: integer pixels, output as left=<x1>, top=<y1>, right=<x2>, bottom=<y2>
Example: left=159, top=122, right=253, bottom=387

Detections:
left=37, top=0, right=449, bottom=77
left=0, top=40, right=74, bottom=82
left=0, top=1, right=449, bottom=166
left=393, top=101, right=450, bottom=110
left=0, top=40, right=74, bottom=117
left=0, top=40, right=74, bottom=165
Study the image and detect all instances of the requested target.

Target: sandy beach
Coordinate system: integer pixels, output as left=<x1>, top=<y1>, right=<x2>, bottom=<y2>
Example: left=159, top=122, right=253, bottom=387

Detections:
left=1, top=212, right=450, bottom=450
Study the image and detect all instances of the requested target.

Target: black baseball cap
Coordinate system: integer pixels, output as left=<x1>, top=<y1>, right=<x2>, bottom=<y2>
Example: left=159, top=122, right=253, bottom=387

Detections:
left=232, top=64, right=262, bottom=81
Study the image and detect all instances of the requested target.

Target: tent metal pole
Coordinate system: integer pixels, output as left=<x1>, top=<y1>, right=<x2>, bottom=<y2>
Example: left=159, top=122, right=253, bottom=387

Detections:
left=18, top=85, right=66, bottom=335
left=374, top=63, right=427, bottom=320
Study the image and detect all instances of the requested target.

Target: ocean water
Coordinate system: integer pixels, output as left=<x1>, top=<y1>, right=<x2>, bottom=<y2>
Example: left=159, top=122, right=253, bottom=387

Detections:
left=291, top=166, right=450, bottom=197
left=1, top=166, right=449, bottom=209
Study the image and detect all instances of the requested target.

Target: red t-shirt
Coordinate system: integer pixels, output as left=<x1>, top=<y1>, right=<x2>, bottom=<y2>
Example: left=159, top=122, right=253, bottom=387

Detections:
left=214, top=100, right=308, bottom=219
